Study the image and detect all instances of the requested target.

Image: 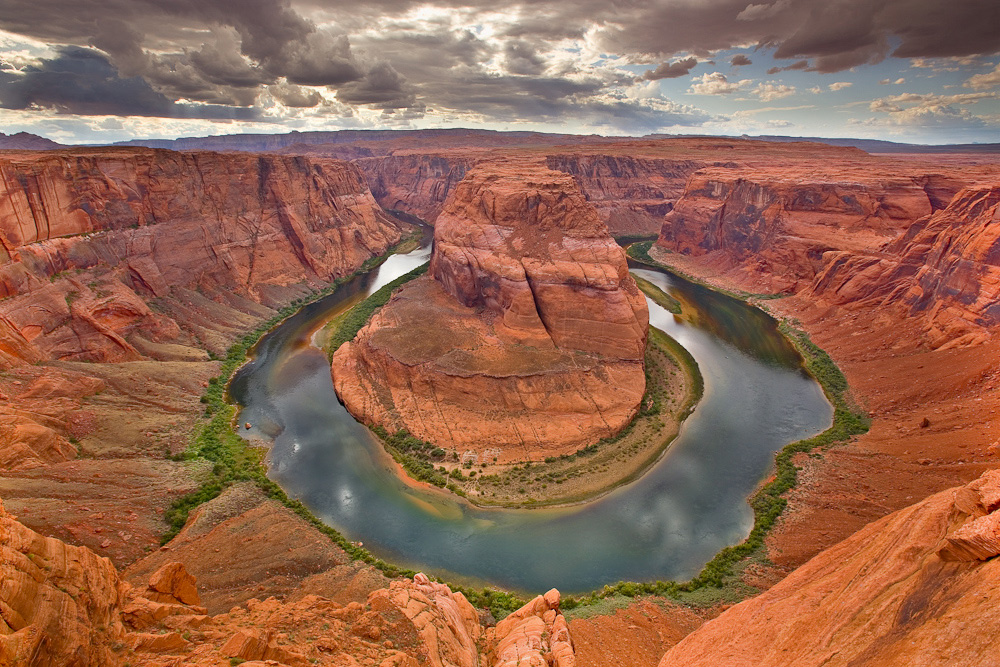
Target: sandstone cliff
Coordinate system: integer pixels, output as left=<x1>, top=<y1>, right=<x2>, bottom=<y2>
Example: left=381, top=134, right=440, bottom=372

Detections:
left=354, top=152, right=703, bottom=234
left=658, top=468, right=1000, bottom=667
left=333, top=161, right=648, bottom=458
left=0, top=149, right=405, bottom=365
left=545, top=154, right=705, bottom=235
left=355, top=154, right=474, bottom=222
left=655, top=166, right=952, bottom=292
left=806, top=186, right=1000, bottom=349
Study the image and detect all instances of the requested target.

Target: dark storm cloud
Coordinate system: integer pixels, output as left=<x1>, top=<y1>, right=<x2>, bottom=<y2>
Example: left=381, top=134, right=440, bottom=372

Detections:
left=598, top=0, right=1000, bottom=72
left=268, top=81, right=324, bottom=107
left=766, top=59, right=809, bottom=75
left=336, top=62, right=416, bottom=108
left=0, top=46, right=260, bottom=118
left=504, top=41, right=547, bottom=76
left=641, top=57, right=698, bottom=81
left=731, top=54, right=752, bottom=67
left=1, top=0, right=998, bottom=128
left=0, top=0, right=363, bottom=92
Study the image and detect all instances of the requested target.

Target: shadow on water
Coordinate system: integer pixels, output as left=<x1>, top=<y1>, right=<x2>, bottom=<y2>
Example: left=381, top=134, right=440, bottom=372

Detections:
left=229, top=241, right=833, bottom=594
left=627, top=260, right=803, bottom=370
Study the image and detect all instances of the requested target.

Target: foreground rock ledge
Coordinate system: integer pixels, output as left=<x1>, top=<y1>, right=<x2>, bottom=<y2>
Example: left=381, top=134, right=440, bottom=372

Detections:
left=332, top=161, right=648, bottom=460
left=657, top=468, right=1000, bottom=667
left=1, top=494, right=577, bottom=666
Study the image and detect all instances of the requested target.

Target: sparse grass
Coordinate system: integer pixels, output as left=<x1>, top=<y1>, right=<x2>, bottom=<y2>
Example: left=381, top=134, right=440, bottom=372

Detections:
left=327, top=263, right=429, bottom=358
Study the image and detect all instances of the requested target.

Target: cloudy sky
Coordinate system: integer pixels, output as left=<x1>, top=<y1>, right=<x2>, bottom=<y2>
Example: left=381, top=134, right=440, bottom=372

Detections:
left=1, top=0, right=998, bottom=145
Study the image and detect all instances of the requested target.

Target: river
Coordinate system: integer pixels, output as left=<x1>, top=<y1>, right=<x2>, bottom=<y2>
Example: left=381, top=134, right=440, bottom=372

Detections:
left=229, top=240, right=832, bottom=593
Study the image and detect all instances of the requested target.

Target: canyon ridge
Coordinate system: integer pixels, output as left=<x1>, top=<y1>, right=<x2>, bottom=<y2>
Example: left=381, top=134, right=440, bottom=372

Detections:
left=1, top=131, right=999, bottom=667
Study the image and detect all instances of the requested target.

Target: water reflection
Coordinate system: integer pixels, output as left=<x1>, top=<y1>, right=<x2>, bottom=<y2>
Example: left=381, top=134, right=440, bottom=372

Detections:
left=230, top=242, right=832, bottom=593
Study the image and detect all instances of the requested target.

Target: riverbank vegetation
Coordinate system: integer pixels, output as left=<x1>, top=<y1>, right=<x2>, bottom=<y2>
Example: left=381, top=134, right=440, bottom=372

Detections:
left=164, top=232, right=869, bottom=620
left=631, top=273, right=682, bottom=314
left=557, top=242, right=871, bottom=612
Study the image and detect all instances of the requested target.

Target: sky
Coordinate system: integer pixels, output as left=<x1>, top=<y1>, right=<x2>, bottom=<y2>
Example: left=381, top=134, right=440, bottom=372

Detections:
left=1, top=0, right=998, bottom=145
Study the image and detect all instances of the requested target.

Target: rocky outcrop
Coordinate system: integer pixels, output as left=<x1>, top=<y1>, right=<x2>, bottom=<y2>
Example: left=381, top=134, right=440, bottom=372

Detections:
left=658, top=469, right=1000, bottom=667
left=0, top=498, right=129, bottom=666
left=333, top=162, right=648, bottom=458
left=1, top=496, right=577, bottom=667
left=546, top=154, right=704, bottom=235
left=488, top=588, right=575, bottom=667
left=656, top=167, right=947, bottom=292
left=806, top=186, right=1000, bottom=349
left=0, top=149, right=405, bottom=364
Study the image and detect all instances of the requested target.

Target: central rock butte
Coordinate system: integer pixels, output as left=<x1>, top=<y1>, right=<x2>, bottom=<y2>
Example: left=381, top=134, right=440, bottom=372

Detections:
left=332, top=160, right=649, bottom=461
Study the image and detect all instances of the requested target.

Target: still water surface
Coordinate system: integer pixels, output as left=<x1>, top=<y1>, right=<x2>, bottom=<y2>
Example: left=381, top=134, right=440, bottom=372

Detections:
left=229, top=242, right=832, bottom=593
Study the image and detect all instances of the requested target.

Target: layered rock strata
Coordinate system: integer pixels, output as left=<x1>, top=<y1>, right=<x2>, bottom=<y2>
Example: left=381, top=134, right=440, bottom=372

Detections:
left=333, top=162, right=648, bottom=458
left=658, top=469, right=1000, bottom=667
left=806, top=186, right=1000, bottom=349
left=0, top=149, right=405, bottom=365
left=655, top=166, right=957, bottom=292
left=355, top=154, right=474, bottom=222
left=545, top=154, right=704, bottom=235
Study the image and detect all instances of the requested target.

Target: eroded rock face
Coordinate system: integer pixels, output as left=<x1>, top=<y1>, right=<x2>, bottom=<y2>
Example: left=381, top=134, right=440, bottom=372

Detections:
left=807, top=186, right=1000, bottom=349
left=430, top=162, right=648, bottom=360
left=545, top=154, right=704, bottom=235
left=0, top=499, right=577, bottom=667
left=488, top=588, right=576, bottom=667
left=0, top=498, right=128, bottom=666
left=0, top=149, right=404, bottom=365
left=656, top=167, right=946, bottom=292
left=356, top=154, right=474, bottom=222
left=333, top=162, right=648, bottom=458
left=658, top=469, right=1000, bottom=667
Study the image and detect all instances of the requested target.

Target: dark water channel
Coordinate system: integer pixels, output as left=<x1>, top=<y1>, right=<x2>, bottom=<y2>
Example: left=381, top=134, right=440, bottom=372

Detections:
left=229, top=242, right=832, bottom=594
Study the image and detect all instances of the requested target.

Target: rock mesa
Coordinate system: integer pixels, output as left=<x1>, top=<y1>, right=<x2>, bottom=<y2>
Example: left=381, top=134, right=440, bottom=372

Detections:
left=333, top=161, right=648, bottom=459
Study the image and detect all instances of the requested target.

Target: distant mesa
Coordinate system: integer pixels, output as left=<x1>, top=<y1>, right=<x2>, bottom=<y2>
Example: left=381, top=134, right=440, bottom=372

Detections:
left=332, top=160, right=649, bottom=461
left=0, top=131, right=63, bottom=151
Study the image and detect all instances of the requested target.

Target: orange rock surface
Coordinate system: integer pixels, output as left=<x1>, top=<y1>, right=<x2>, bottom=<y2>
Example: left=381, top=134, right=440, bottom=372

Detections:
left=0, top=498, right=128, bottom=666
left=0, top=148, right=405, bottom=363
left=1, top=495, right=578, bottom=667
left=807, top=186, right=1000, bottom=349
left=655, top=165, right=953, bottom=292
left=333, top=161, right=647, bottom=457
left=487, top=588, right=575, bottom=667
left=658, top=470, right=1000, bottom=667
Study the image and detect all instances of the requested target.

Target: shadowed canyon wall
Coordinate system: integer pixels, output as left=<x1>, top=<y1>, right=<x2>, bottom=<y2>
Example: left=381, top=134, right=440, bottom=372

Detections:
left=0, top=149, right=405, bottom=366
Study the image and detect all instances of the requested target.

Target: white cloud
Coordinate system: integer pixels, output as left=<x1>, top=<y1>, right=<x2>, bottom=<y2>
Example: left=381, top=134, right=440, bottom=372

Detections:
left=965, top=63, right=1000, bottom=90
left=808, top=86, right=822, bottom=94
left=734, top=104, right=816, bottom=116
left=828, top=81, right=853, bottom=91
left=687, top=72, right=749, bottom=95
left=753, top=82, right=796, bottom=101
